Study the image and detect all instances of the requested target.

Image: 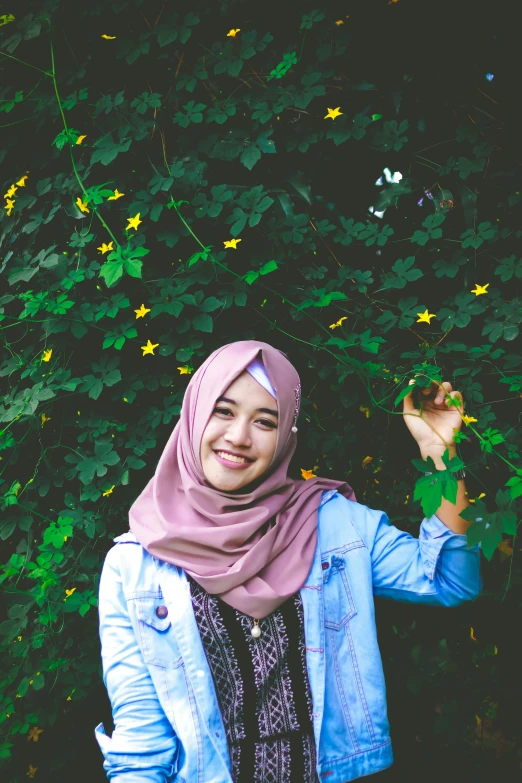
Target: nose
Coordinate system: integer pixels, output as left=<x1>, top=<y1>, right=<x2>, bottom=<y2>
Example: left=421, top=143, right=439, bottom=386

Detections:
left=224, top=417, right=252, bottom=447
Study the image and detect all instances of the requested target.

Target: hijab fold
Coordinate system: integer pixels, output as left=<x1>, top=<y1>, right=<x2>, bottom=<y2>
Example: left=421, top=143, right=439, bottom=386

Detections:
left=129, top=340, right=355, bottom=619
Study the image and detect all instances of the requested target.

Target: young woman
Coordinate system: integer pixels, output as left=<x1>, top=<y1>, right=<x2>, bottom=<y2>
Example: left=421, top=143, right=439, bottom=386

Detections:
left=95, top=340, right=481, bottom=783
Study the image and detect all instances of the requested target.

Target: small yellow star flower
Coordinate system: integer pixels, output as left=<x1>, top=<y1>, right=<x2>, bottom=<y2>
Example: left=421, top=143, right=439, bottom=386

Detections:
left=227, top=28, right=240, bottom=37
left=335, top=19, right=344, bottom=25
left=101, top=34, right=117, bottom=39
left=177, top=365, right=193, bottom=375
left=126, top=212, right=142, bottom=230
left=4, top=184, right=17, bottom=198
left=41, top=413, right=51, bottom=427
left=64, top=588, right=76, bottom=599
left=462, top=414, right=478, bottom=426
left=26, top=764, right=38, bottom=778
left=470, top=283, right=489, bottom=296
left=27, top=727, right=44, bottom=742
left=134, top=303, right=151, bottom=319
left=102, top=485, right=115, bottom=497
left=76, top=135, right=87, bottom=145
left=223, top=238, right=241, bottom=249
left=416, top=309, right=436, bottom=324
left=16, top=175, right=28, bottom=187
left=4, top=199, right=15, bottom=216
left=324, top=107, right=343, bottom=120
left=362, top=456, right=373, bottom=468
left=97, top=241, right=114, bottom=254
left=301, top=468, right=317, bottom=480
left=141, top=339, right=159, bottom=356
left=108, top=188, right=125, bottom=200
left=329, top=316, right=348, bottom=329
left=76, top=197, right=90, bottom=214
left=42, top=349, right=53, bottom=362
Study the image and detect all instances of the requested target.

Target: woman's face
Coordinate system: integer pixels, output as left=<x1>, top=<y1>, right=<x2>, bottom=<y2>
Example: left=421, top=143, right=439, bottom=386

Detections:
left=200, top=370, right=279, bottom=492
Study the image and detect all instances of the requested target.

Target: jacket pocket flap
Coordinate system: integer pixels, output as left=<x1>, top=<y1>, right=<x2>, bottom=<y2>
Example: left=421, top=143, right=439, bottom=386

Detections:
left=136, top=600, right=172, bottom=631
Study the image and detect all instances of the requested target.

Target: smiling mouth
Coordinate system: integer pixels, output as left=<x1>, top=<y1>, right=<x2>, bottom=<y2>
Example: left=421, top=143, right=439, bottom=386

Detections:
left=214, top=450, right=254, bottom=464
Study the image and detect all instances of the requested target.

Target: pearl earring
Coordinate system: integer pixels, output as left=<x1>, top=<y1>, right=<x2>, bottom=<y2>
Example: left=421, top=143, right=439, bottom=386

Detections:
left=291, top=382, right=301, bottom=434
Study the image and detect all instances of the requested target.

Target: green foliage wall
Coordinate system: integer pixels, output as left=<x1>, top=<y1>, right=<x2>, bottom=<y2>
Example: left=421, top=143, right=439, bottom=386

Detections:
left=1, top=0, right=520, bottom=779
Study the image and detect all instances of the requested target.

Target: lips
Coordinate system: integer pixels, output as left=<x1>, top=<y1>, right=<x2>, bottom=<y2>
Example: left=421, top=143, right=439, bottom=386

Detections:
left=213, top=450, right=254, bottom=463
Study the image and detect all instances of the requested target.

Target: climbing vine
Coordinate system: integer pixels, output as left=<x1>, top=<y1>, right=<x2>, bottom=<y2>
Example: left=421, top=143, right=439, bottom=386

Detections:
left=1, top=0, right=520, bottom=779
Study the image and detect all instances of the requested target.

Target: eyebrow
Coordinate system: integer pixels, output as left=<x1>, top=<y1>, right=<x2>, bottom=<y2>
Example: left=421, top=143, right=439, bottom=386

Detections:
left=216, top=396, right=278, bottom=418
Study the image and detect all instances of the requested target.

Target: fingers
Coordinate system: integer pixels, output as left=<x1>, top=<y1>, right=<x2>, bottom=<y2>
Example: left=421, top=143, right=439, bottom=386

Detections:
left=420, top=380, right=453, bottom=404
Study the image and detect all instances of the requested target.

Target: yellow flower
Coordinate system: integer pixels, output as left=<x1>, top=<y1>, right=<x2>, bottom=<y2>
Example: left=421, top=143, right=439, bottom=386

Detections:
left=17, top=636, right=22, bottom=641
left=324, top=107, right=343, bottom=120
left=469, top=492, right=486, bottom=504
left=462, top=414, right=478, bottom=426
left=16, top=175, right=28, bottom=187
left=470, top=283, right=489, bottom=296
left=416, top=309, right=436, bottom=324
left=76, top=197, right=90, bottom=214
left=470, top=627, right=478, bottom=642
left=4, top=199, right=15, bottom=216
left=227, top=28, right=240, bottom=37
left=63, top=588, right=76, bottom=602
left=329, top=316, right=348, bottom=329
left=177, top=365, right=193, bottom=375
left=42, top=349, right=53, bottom=362
left=126, top=212, right=142, bottom=230
left=4, top=184, right=17, bottom=198
left=335, top=19, right=344, bottom=25
left=41, top=413, right=51, bottom=427
left=97, top=241, right=114, bottom=254
left=134, top=303, right=151, bottom=319
left=101, top=34, right=117, bottom=39
left=223, top=238, right=241, bottom=249
left=360, top=405, right=371, bottom=418
left=108, top=189, right=125, bottom=200
left=141, top=339, right=159, bottom=356
left=27, top=727, right=43, bottom=742
left=301, top=468, right=317, bottom=480
left=362, top=456, right=373, bottom=468
left=102, top=485, right=115, bottom=497
left=76, top=135, right=87, bottom=145
left=26, top=764, right=38, bottom=778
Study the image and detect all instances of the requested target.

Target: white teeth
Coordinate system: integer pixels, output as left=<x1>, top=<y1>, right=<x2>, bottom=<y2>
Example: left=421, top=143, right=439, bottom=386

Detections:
left=216, top=451, right=249, bottom=464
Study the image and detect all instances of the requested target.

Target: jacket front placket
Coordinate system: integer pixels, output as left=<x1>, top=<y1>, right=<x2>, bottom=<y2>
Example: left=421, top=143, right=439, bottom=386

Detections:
left=300, top=530, right=327, bottom=773
left=153, top=556, right=233, bottom=780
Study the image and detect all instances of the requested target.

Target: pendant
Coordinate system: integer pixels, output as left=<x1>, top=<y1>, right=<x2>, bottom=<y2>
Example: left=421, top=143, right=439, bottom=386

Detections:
left=251, top=619, right=261, bottom=639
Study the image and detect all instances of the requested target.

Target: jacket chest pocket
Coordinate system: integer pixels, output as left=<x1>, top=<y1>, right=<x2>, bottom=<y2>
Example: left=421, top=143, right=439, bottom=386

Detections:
left=134, top=596, right=183, bottom=670
left=322, top=545, right=364, bottom=630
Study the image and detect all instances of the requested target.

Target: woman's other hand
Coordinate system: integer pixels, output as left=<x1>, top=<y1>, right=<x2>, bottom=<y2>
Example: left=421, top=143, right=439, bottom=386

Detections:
left=402, top=378, right=464, bottom=457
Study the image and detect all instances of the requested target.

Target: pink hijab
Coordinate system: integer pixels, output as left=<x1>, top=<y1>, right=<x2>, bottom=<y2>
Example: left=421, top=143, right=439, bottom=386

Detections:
left=129, top=340, right=356, bottom=619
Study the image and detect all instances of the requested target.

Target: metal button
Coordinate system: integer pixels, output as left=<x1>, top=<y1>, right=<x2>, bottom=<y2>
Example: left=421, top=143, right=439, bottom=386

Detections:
left=155, top=605, right=168, bottom=619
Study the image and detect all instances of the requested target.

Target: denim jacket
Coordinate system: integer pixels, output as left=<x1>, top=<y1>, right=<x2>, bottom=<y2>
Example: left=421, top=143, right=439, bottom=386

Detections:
left=95, top=490, right=482, bottom=783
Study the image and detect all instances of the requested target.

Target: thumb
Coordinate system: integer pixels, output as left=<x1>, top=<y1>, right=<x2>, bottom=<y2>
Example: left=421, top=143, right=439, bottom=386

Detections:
left=402, top=379, right=417, bottom=414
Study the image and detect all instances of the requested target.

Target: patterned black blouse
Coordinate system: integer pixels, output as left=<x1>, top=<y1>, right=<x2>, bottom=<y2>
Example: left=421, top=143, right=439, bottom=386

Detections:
left=188, top=574, right=320, bottom=783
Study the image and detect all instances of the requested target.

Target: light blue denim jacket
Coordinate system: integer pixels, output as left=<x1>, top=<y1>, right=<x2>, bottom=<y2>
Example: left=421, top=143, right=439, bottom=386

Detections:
left=95, top=490, right=482, bottom=783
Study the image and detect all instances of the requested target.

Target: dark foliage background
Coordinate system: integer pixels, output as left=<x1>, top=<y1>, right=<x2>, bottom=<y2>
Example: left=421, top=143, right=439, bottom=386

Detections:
left=1, top=0, right=521, bottom=780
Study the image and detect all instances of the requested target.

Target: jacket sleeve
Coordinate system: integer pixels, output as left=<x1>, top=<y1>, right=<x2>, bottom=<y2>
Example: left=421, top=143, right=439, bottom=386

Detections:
left=348, top=501, right=482, bottom=607
left=95, top=545, right=179, bottom=782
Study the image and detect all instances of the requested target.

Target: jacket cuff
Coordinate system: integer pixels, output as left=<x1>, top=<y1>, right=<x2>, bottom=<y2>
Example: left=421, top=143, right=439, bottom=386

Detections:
left=419, top=514, right=478, bottom=581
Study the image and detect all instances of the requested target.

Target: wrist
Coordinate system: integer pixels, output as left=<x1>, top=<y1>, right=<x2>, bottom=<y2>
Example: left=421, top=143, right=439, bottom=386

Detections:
left=419, top=444, right=457, bottom=470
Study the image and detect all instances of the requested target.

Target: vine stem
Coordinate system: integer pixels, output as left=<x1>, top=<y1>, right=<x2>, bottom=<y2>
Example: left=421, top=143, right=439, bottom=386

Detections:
left=49, top=40, right=119, bottom=247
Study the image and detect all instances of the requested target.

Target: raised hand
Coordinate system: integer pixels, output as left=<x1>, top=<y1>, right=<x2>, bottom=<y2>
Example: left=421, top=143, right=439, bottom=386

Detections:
left=402, top=379, right=464, bottom=454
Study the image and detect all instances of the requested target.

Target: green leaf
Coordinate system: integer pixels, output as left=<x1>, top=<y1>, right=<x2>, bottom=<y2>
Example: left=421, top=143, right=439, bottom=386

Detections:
left=240, top=144, right=262, bottom=170
left=192, top=313, right=213, bottom=332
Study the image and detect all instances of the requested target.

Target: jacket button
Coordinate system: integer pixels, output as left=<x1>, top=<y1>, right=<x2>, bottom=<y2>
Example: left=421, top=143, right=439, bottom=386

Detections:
left=155, top=605, right=168, bottom=619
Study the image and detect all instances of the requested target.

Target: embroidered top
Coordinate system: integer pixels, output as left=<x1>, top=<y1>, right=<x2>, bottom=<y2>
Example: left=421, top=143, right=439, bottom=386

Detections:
left=188, top=574, right=320, bottom=783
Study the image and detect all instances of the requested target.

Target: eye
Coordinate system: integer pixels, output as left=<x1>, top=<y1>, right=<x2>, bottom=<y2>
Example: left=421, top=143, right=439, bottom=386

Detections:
left=213, top=408, right=277, bottom=429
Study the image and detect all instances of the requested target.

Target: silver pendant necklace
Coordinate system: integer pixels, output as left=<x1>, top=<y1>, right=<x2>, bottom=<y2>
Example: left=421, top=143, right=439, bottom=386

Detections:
left=251, top=618, right=261, bottom=639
